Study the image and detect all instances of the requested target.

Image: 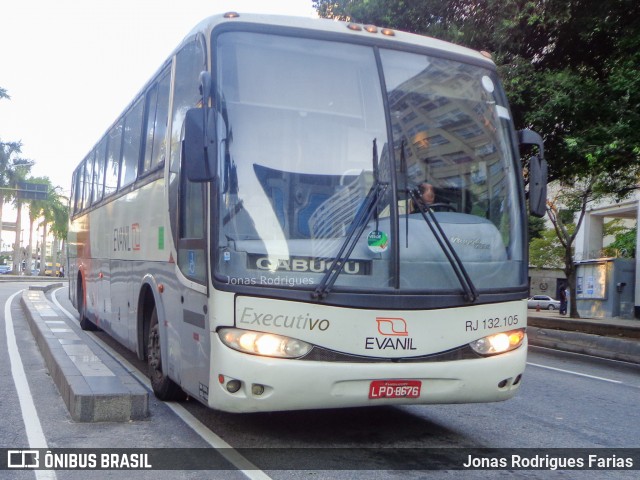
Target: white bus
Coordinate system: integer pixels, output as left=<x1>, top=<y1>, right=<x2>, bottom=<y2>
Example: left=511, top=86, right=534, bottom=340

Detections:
left=68, top=12, right=546, bottom=413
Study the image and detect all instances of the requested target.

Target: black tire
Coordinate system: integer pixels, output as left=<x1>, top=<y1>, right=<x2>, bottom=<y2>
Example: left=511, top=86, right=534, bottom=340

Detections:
left=547, top=304, right=556, bottom=310
left=147, top=307, right=184, bottom=401
left=78, top=280, right=98, bottom=331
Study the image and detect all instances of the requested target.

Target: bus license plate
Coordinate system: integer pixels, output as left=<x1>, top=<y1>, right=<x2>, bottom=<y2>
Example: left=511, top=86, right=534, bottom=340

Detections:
left=369, top=380, right=421, bottom=399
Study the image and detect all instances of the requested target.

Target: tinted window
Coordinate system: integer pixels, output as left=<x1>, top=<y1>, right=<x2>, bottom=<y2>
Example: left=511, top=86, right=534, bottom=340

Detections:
left=82, top=152, right=94, bottom=208
left=180, top=179, right=205, bottom=239
left=105, top=121, right=122, bottom=196
left=143, top=84, right=158, bottom=173
left=120, top=97, right=144, bottom=188
left=143, top=68, right=171, bottom=174
left=71, top=169, right=80, bottom=214
left=92, top=138, right=107, bottom=204
left=170, top=39, right=205, bottom=173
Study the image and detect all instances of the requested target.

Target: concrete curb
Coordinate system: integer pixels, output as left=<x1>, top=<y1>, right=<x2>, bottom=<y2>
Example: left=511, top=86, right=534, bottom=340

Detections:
left=20, top=288, right=149, bottom=422
left=528, top=316, right=640, bottom=339
left=528, top=327, right=640, bottom=364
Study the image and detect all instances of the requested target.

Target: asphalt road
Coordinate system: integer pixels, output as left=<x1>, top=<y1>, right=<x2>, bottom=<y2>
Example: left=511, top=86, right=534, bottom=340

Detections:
left=1, top=280, right=638, bottom=479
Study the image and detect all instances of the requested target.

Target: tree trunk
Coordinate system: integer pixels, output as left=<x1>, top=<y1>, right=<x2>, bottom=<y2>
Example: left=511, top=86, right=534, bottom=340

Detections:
left=59, top=239, right=67, bottom=278
left=40, top=222, right=48, bottom=276
left=13, top=201, right=22, bottom=274
left=26, top=217, right=34, bottom=275
left=40, top=221, right=47, bottom=277
left=564, top=255, right=580, bottom=318
left=51, top=238, right=59, bottom=276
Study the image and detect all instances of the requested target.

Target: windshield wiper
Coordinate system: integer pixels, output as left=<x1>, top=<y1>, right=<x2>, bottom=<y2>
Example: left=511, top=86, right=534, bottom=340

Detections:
left=407, top=187, right=479, bottom=303
left=312, top=139, right=387, bottom=301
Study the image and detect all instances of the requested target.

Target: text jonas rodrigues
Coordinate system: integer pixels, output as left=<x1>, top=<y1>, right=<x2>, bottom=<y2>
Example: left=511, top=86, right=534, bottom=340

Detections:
left=463, top=454, right=634, bottom=470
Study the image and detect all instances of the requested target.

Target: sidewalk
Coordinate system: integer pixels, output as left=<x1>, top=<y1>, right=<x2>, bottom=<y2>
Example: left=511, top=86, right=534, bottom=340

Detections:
left=20, top=283, right=148, bottom=422
left=527, top=309, right=640, bottom=364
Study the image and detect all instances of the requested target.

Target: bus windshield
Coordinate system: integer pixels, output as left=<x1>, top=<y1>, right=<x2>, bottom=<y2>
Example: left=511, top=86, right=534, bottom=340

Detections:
left=214, top=31, right=524, bottom=296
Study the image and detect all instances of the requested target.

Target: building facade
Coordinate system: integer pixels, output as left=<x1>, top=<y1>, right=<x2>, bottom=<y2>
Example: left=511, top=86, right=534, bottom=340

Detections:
left=573, top=193, right=639, bottom=319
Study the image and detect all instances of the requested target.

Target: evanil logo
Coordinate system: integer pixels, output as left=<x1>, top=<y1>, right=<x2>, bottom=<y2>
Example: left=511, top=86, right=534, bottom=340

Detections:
left=365, top=317, right=417, bottom=351
left=376, top=317, right=408, bottom=336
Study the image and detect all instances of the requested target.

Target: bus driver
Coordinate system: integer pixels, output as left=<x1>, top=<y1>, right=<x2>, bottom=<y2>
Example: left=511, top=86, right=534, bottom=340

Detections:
left=411, top=182, right=437, bottom=212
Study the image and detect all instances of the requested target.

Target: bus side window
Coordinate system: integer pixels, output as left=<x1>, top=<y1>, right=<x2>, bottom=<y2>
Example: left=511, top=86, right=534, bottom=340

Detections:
left=72, top=167, right=82, bottom=214
left=93, top=138, right=107, bottom=204
left=105, top=121, right=122, bottom=197
left=120, top=97, right=144, bottom=189
left=143, top=68, right=171, bottom=174
left=169, top=38, right=205, bottom=174
left=70, top=171, right=76, bottom=215
left=142, top=83, right=158, bottom=174
left=82, top=152, right=94, bottom=209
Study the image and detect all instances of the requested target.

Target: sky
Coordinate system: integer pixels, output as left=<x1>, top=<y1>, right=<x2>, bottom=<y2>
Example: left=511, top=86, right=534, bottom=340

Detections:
left=0, top=0, right=317, bottom=201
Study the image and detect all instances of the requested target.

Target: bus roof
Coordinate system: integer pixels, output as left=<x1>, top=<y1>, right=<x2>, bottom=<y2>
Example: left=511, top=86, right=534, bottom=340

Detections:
left=183, top=12, right=495, bottom=68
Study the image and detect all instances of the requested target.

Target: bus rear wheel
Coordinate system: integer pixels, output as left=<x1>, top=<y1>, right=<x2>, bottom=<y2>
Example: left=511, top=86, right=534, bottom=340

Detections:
left=147, top=307, right=184, bottom=401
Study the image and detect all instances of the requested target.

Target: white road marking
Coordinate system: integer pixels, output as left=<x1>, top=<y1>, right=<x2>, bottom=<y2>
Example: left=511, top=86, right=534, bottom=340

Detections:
left=4, top=290, right=57, bottom=480
left=52, top=287, right=272, bottom=480
left=527, top=362, right=623, bottom=384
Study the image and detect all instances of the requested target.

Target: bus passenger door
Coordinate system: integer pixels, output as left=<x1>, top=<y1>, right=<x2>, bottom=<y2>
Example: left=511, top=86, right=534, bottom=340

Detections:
left=175, top=175, right=210, bottom=402
left=167, top=34, right=210, bottom=400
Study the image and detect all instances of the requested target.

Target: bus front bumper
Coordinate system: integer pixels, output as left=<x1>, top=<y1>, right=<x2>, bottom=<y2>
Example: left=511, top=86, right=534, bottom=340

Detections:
left=206, top=336, right=528, bottom=413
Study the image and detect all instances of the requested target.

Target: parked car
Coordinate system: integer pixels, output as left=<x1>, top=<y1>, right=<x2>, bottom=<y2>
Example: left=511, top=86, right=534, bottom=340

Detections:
left=0, top=265, right=12, bottom=274
left=527, top=295, right=561, bottom=310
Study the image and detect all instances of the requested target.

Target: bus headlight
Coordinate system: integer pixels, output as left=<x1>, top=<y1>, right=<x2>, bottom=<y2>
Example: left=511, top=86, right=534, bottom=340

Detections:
left=218, top=328, right=313, bottom=359
left=469, top=329, right=525, bottom=356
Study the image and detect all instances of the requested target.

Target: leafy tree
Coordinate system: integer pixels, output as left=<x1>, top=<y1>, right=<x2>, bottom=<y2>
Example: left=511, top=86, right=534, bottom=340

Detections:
left=9, top=161, right=33, bottom=273
left=529, top=228, right=566, bottom=270
left=0, top=141, right=22, bottom=250
left=545, top=178, right=601, bottom=316
left=603, top=221, right=637, bottom=258
left=44, top=188, right=69, bottom=276
left=528, top=215, right=546, bottom=241
left=0, top=143, right=33, bottom=272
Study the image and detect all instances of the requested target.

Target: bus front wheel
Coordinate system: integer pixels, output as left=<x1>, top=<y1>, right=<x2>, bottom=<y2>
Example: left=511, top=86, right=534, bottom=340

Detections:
left=147, top=307, right=184, bottom=401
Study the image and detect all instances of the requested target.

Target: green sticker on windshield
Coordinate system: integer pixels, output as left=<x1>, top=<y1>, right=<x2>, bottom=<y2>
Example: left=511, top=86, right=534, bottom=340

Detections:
left=367, top=230, right=389, bottom=253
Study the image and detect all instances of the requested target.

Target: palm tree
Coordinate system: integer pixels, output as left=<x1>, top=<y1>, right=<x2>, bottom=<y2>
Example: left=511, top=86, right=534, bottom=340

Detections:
left=25, top=177, right=52, bottom=275
left=8, top=161, right=34, bottom=273
left=36, top=185, right=68, bottom=276
left=0, top=141, right=24, bottom=257
left=50, top=195, right=69, bottom=277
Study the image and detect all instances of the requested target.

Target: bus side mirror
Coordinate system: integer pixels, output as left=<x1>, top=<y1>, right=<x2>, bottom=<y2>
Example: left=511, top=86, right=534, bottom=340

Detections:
left=183, top=107, right=217, bottom=182
left=518, top=129, right=547, bottom=217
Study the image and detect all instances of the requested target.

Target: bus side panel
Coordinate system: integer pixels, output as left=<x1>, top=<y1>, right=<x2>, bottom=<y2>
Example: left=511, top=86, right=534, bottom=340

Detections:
left=177, top=285, right=211, bottom=402
left=109, top=259, right=133, bottom=346
left=156, top=273, right=184, bottom=385
left=95, top=258, right=111, bottom=330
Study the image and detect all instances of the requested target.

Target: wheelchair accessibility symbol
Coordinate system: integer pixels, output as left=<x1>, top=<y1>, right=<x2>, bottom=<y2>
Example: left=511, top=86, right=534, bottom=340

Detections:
left=188, top=251, right=196, bottom=276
